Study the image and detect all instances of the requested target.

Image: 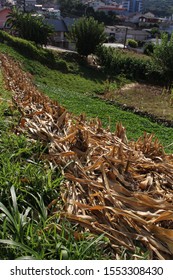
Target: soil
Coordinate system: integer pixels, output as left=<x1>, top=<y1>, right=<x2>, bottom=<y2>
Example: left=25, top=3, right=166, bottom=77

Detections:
left=102, top=83, right=173, bottom=124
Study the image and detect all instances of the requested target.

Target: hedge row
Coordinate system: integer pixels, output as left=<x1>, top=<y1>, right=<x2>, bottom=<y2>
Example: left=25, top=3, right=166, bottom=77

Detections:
left=0, top=30, right=55, bottom=66
left=96, top=46, right=164, bottom=85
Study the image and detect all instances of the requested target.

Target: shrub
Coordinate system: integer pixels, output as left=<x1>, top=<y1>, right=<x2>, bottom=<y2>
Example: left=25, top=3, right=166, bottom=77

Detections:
left=96, top=45, right=163, bottom=84
left=56, top=59, right=68, bottom=72
left=143, top=42, right=155, bottom=56
left=97, top=46, right=148, bottom=79
left=153, top=32, right=173, bottom=87
left=127, top=39, right=138, bottom=48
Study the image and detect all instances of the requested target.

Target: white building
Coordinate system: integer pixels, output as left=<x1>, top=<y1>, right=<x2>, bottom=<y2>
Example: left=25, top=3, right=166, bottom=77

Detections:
left=122, top=0, right=143, bottom=13
left=88, top=0, right=126, bottom=13
left=105, top=25, right=149, bottom=42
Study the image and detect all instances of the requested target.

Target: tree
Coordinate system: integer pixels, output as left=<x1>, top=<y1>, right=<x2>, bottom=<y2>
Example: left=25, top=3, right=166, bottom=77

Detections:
left=6, top=8, right=54, bottom=46
left=143, top=0, right=173, bottom=17
left=150, top=27, right=161, bottom=38
left=68, top=17, right=106, bottom=56
left=153, top=32, right=173, bottom=87
left=57, top=0, right=85, bottom=17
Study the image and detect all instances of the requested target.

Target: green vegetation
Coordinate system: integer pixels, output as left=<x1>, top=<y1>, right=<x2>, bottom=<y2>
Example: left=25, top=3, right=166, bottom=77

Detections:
left=143, top=0, right=173, bottom=17
left=6, top=8, right=53, bottom=46
left=153, top=33, right=173, bottom=87
left=68, top=17, right=106, bottom=56
left=1, top=34, right=173, bottom=259
left=0, top=30, right=55, bottom=66
left=57, top=0, right=86, bottom=17
left=1, top=39, right=173, bottom=151
left=143, top=42, right=155, bottom=56
left=127, top=39, right=138, bottom=48
left=1, top=38, right=173, bottom=149
left=96, top=45, right=160, bottom=83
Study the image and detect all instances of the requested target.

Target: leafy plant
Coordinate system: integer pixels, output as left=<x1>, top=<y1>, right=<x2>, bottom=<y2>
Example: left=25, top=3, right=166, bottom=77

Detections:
left=143, top=42, right=155, bottom=55
left=127, top=39, right=138, bottom=48
left=0, top=186, right=31, bottom=242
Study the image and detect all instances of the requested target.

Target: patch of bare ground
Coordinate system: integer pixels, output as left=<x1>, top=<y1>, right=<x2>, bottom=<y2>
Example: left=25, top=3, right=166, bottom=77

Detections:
left=104, top=83, right=173, bottom=122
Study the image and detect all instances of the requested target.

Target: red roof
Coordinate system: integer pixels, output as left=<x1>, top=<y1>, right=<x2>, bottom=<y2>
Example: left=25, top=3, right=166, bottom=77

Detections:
left=0, top=8, right=11, bottom=29
left=98, top=6, right=126, bottom=11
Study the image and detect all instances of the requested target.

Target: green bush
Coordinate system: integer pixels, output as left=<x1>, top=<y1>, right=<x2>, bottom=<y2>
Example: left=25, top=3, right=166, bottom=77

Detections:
left=68, top=17, right=106, bottom=56
left=96, top=45, right=163, bottom=84
left=153, top=32, right=173, bottom=87
left=97, top=46, right=147, bottom=79
left=143, top=42, right=155, bottom=56
left=127, top=39, right=138, bottom=48
left=6, top=9, right=53, bottom=46
left=56, top=59, right=68, bottom=72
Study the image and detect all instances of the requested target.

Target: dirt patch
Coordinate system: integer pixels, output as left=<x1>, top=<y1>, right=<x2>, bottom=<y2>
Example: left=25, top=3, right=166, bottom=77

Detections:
left=103, top=83, right=173, bottom=122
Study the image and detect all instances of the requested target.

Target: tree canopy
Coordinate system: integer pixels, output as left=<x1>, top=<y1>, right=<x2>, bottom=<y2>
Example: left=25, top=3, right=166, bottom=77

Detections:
left=57, top=0, right=86, bottom=17
left=68, top=17, right=106, bottom=56
left=143, top=0, right=173, bottom=17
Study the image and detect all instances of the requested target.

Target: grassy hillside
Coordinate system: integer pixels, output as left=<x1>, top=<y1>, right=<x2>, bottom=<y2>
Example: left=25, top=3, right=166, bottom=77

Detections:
left=143, top=0, right=173, bottom=16
left=0, top=42, right=173, bottom=152
left=115, top=0, right=173, bottom=16
left=1, top=40, right=173, bottom=260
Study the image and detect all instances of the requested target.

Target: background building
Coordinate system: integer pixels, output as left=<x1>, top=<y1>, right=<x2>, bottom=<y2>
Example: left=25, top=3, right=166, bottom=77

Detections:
left=122, top=0, right=143, bottom=13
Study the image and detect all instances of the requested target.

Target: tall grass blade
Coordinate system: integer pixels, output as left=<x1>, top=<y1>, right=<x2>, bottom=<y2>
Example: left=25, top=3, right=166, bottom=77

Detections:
left=0, top=239, right=41, bottom=259
left=10, top=185, right=18, bottom=213
left=0, top=202, right=15, bottom=225
left=80, top=234, right=105, bottom=258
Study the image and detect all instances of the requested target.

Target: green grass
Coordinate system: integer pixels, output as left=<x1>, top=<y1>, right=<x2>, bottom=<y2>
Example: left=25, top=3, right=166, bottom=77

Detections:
left=40, top=84, right=173, bottom=152
left=1, top=42, right=173, bottom=153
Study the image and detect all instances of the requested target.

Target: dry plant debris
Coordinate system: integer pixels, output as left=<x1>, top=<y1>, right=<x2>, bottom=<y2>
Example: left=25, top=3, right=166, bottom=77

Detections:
left=1, top=53, right=173, bottom=259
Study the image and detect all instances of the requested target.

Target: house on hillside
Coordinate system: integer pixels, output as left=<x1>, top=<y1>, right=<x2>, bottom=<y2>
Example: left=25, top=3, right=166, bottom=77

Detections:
left=105, top=25, right=149, bottom=42
left=88, top=0, right=126, bottom=14
left=139, top=12, right=167, bottom=25
left=45, top=18, right=69, bottom=48
left=0, top=7, right=11, bottom=29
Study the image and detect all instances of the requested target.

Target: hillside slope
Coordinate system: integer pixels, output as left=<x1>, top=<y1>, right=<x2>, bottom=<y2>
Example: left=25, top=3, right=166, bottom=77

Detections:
left=1, top=52, right=173, bottom=260
left=143, top=0, right=173, bottom=16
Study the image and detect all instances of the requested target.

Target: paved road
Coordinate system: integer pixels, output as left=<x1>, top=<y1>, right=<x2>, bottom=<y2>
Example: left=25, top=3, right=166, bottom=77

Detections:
left=45, top=45, right=77, bottom=53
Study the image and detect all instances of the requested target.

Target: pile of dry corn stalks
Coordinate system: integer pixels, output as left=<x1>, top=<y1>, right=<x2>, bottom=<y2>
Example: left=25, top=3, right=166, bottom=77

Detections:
left=1, top=53, right=173, bottom=260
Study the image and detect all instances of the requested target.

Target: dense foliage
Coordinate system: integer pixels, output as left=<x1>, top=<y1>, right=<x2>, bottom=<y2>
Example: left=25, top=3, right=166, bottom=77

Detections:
left=6, top=8, right=53, bottom=46
left=96, top=46, right=162, bottom=84
left=153, top=33, right=173, bottom=87
left=127, top=39, right=138, bottom=48
left=143, top=0, right=173, bottom=16
left=68, top=17, right=106, bottom=56
left=57, top=0, right=86, bottom=17
left=0, top=30, right=55, bottom=66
